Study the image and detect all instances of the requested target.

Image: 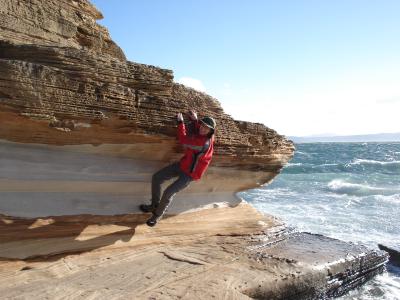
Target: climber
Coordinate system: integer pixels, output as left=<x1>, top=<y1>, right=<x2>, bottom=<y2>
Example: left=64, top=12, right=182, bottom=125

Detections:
left=139, top=110, right=216, bottom=227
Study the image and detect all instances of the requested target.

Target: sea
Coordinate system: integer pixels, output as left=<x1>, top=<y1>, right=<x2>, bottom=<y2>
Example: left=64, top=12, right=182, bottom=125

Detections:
left=239, top=142, right=400, bottom=299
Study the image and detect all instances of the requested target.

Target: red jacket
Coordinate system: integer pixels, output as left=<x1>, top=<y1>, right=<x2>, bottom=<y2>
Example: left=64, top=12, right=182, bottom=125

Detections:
left=177, top=121, right=214, bottom=180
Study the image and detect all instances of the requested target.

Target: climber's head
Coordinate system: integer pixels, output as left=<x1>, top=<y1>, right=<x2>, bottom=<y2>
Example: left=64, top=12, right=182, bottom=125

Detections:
left=199, top=116, right=216, bottom=137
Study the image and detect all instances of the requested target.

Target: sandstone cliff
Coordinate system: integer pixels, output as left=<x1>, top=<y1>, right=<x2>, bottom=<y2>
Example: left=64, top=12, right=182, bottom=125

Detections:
left=0, top=1, right=387, bottom=299
left=0, top=0, right=294, bottom=217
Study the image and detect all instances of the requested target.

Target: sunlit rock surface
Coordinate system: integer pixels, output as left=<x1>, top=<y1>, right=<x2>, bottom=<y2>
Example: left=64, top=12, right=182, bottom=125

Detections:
left=0, top=0, right=387, bottom=299
left=0, top=32, right=293, bottom=216
left=0, top=204, right=387, bottom=299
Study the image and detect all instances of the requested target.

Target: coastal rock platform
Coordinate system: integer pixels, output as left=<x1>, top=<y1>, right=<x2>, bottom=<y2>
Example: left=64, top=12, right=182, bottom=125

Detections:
left=0, top=203, right=387, bottom=299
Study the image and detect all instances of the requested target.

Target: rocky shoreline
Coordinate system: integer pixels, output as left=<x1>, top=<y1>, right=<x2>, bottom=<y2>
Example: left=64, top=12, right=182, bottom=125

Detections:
left=0, top=203, right=388, bottom=299
left=0, top=0, right=389, bottom=298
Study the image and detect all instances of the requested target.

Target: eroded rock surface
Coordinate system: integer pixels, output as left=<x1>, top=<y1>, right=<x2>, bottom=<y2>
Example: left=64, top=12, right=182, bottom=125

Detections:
left=0, top=0, right=125, bottom=59
left=0, top=203, right=387, bottom=299
left=0, top=0, right=293, bottom=216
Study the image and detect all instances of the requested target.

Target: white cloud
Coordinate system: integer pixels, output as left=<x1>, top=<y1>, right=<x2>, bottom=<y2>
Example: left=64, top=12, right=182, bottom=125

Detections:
left=376, top=96, right=400, bottom=104
left=221, top=83, right=233, bottom=96
left=177, top=77, right=206, bottom=92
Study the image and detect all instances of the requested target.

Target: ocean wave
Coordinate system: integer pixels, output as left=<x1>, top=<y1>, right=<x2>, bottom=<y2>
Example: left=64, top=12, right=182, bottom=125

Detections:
left=320, top=163, right=339, bottom=166
left=348, top=159, right=400, bottom=166
left=343, top=159, right=400, bottom=175
left=374, top=194, right=400, bottom=204
left=285, top=163, right=303, bottom=167
left=295, top=151, right=309, bottom=155
left=327, top=179, right=400, bottom=196
left=283, top=162, right=343, bottom=174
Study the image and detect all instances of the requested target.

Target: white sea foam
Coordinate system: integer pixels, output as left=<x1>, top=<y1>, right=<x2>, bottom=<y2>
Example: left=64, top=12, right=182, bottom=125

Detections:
left=374, top=194, right=400, bottom=204
left=285, top=163, right=303, bottom=167
left=349, top=159, right=400, bottom=166
left=248, top=188, right=299, bottom=200
left=296, top=151, right=307, bottom=155
left=328, top=179, right=379, bottom=192
left=320, top=163, right=339, bottom=166
left=326, top=179, right=398, bottom=196
left=339, top=272, right=400, bottom=300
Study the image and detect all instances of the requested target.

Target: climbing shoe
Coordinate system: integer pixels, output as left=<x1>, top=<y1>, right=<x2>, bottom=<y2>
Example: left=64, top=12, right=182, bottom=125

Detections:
left=139, top=203, right=155, bottom=213
left=146, top=213, right=161, bottom=227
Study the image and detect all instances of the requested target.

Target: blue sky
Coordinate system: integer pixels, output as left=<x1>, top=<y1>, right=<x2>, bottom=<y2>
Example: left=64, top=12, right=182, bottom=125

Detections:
left=91, top=0, right=400, bottom=136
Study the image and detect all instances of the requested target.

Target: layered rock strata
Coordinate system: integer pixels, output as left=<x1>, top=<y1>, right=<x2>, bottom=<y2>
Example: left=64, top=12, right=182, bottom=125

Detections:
left=0, top=204, right=388, bottom=299
left=0, top=0, right=125, bottom=59
left=0, top=24, right=293, bottom=216
left=0, top=0, right=388, bottom=299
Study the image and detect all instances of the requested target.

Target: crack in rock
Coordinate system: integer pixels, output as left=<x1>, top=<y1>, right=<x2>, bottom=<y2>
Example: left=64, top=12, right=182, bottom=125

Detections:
left=160, top=251, right=208, bottom=266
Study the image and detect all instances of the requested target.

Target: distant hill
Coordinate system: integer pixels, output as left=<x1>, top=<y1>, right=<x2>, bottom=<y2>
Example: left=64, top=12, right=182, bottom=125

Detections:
left=289, top=132, right=400, bottom=143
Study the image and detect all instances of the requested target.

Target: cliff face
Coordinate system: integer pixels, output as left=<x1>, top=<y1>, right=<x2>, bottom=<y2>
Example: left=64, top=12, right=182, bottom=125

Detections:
left=0, top=1, right=387, bottom=299
left=0, top=0, right=293, bottom=217
left=0, top=0, right=125, bottom=59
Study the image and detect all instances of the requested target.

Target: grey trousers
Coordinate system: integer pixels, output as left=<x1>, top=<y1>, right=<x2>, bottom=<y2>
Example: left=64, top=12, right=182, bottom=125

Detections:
left=151, top=162, right=193, bottom=217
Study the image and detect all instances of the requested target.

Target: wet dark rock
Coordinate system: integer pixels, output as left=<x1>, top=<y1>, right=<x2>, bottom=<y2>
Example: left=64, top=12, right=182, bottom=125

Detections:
left=378, top=244, right=400, bottom=267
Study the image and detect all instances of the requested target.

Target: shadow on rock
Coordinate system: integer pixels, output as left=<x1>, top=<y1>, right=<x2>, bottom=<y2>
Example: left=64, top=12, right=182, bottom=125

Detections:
left=0, top=213, right=148, bottom=261
left=378, top=244, right=400, bottom=268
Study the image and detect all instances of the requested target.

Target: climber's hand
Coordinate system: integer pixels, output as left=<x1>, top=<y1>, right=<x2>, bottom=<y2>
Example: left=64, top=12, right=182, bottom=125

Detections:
left=177, top=112, right=184, bottom=123
left=188, top=110, right=198, bottom=121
